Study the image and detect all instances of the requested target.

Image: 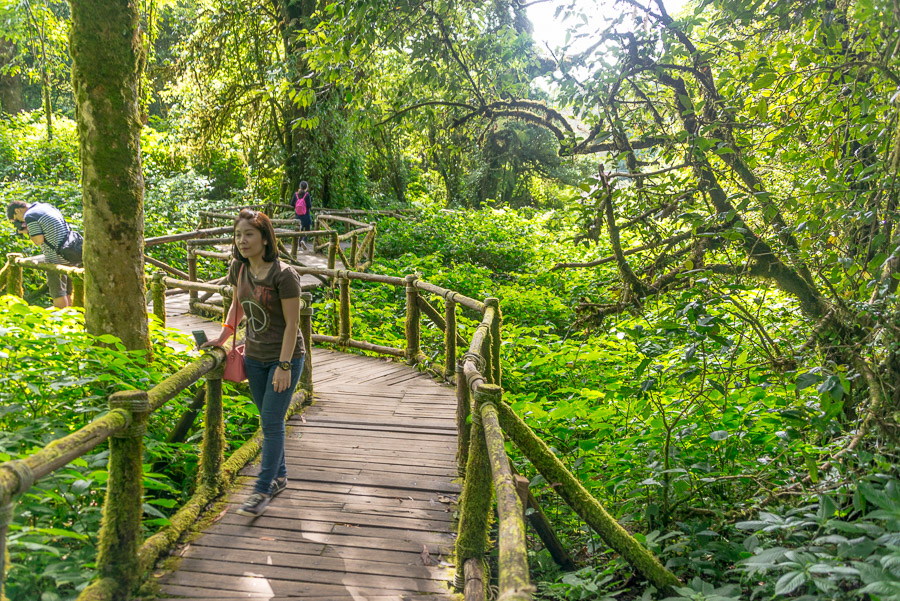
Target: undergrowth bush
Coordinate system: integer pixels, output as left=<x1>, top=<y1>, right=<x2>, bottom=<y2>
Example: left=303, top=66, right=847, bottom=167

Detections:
left=0, top=296, right=259, bottom=600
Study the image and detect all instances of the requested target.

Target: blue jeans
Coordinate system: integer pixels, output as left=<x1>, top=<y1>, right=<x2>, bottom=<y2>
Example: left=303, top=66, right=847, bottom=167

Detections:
left=243, top=355, right=303, bottom=495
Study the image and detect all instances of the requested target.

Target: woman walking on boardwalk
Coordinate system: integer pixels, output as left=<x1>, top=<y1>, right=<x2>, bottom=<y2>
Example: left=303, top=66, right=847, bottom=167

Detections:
left=203, top=208, right=305, bottom=517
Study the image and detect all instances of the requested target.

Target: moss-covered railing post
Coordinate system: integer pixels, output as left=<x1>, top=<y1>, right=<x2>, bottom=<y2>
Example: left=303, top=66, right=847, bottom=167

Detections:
left=479, top=384, right=532, bottom=599
left=485, top=298, right=501, bottom=388
left=405, top=274, right=420, bottom=365
left=6, top=254, right=22, bottom=297
left=0, top=490, right=15, bottom=600
left=71, top=274, right=84, bottom=308
left=445, top=294, right=457, bottom=381
left=456, top=362, right=470, bottom=478
left=198, top=366, right=225, bottom=491
left=299, top=292, right=313, bottom=396
left=338, top=274, right=351, bottom=346
left=495, top=400, right=682, bottom=591
left=151, top=271, right=167, bottom=327
left=187, top=249, right=198, bottom=306
left=367, top=227, right=376, bottom=265
left=82, top=389, right=150, bottom=600
left=327, top=231, right=338, bottom=270
left=350, top=233, right=359, bottom=270
left=454, top=384, right=493, bottom=597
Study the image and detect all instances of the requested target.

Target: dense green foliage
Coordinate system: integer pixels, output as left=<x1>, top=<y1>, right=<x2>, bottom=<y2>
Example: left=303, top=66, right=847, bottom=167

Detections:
left=3, top=0, right=900, bottom=598
left=0, top=298, right=260, bottom=600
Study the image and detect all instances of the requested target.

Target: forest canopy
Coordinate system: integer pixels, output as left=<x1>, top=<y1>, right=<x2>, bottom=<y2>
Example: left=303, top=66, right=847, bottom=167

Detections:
left=2, top=0, right=900, bottom=599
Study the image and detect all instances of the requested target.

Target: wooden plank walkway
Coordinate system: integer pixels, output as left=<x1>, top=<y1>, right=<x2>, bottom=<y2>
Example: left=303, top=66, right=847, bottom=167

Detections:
left=154, top=284, right=462, bottom=600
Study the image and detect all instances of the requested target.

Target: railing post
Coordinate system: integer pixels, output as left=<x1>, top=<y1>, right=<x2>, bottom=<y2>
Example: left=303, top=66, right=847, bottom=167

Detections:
left=198, top=366, right=225, bottom=491
left=291, top=231, right=299, bottom=259
left=91, top=389, right=150, bottom=598
left=72, top=273, right=85, bottom=308
left=0, top=503, right=9, bottom=601
left=187, top=249, right=198, bottom=307
left=350, top=233, right=359, bottom=270
left=456, top=362, right=470, bottom=478
left=338, top=274, right=351, bottom=346
left=6, top=254, right=22, bottom=298
left=454, top=383, right=493, bottom=596
left=368, top=227, right=376, bottom=264
left=405, top=274, right=420, bottom=365
left=327, top=231, right=338, bottom=270
left=299, top=292, right=314, bottom=397
left=485, top=297, right=501, bottom=388
left=445, top=294, right=457, bottom=381
left=151, top=271, right=167, bottom=327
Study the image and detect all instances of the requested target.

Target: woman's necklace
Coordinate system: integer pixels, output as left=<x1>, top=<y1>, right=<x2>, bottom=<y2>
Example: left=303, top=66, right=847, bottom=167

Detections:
left=249, top=262, right=270, bottom=279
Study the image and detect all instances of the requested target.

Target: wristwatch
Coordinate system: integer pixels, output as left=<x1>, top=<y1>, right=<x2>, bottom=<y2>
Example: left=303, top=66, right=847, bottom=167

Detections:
left=278, top=361, right=292, bottom=371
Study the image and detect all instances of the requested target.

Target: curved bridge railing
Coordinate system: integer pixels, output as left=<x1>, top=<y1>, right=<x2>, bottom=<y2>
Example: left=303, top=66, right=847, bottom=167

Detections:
left=0, top=207, right=681, bottom=601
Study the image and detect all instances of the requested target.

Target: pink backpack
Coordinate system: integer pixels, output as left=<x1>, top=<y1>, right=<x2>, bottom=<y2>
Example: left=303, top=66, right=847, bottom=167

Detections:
left=294, top=192, right=308, bottom=216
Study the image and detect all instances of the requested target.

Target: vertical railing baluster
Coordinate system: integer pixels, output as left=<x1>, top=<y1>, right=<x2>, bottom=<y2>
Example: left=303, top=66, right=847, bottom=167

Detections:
left=485, top=297, right=501, bottom=388
left=445, top=293, right=457, bottom=381
left=456, top=362, right=470, bottom=478
left=187, top=249, right=198, bottom=307
left=327, top=231, right=338, bottom=270
left=454, top=383, right=492, bottom=596
left=72, top=273, right=85, bottom=308
left=368, top=227, right=376, bottom=265
left=405, top=275, right=420, bottom=365
left=87, top=390, right=150, bottom=598
left=350, top=234, right=358, bottom=270
left=338, top=275, right=351, bottom=346
left=6, top=254, right=22, bottom=298
left=198, top=369, right=225, bottom=491
left=151, top=271, right=167, bottom=327
left=299, top=292, right=314, bottom=397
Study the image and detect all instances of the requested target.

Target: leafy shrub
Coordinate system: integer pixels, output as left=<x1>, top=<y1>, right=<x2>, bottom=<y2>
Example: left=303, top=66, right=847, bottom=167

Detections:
left=377, top=206, right=546, bottom=273
left=0, top=112, right=80, bottom=182
left=0, top=297, right=258, bottom=600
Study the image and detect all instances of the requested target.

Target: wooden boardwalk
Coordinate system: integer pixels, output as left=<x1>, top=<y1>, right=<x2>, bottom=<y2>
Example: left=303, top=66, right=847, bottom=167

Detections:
left=155, top=286, right=462, bottom=600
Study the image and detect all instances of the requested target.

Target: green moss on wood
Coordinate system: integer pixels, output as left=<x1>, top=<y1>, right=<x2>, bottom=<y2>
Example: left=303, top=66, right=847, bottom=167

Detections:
left=496, top=401, right=681, bottom=591
left=455, top=404, right=493, bottom=565
left=339, top=277, right=351, bottom=344
left=150, top=272, right=166, bottom=327
left=405, top=275, right=420, bottom=364
left=5, top=255, right=22, bottom=298
left=480, top=395, right=531, bottom=596
left=75, top=576, right=117, bottom=601
left=198, top=374, right=225, bottom=490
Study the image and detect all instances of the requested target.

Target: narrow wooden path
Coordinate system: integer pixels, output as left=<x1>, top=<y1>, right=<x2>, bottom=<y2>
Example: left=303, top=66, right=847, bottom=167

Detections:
left=155, top=293, right=462, bottom=600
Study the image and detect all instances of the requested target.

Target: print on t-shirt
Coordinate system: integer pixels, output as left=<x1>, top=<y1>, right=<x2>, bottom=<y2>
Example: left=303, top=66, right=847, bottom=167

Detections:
left=241, top=297, right=270, bottom=334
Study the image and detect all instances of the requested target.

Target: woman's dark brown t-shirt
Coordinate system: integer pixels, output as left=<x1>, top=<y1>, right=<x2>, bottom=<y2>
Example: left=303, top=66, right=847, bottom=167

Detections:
left=227, top=259, right=305, bottom=362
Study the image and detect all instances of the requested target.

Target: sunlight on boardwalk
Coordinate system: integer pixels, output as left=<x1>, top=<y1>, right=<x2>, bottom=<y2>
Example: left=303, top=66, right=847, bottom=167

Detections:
left=157, top=348, right=462, bottom=600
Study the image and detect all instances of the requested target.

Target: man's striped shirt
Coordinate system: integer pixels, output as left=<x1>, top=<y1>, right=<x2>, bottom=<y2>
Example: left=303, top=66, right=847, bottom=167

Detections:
left=24, top=203, right=70, bottom=265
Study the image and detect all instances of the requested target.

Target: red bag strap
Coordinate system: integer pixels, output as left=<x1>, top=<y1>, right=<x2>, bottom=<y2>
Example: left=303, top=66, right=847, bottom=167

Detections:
left=232, top=263, right=244, bottom=348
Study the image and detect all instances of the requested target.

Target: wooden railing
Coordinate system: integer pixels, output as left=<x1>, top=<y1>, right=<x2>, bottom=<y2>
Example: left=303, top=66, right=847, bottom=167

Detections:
left=287, top=265, right=683, bottom=600
left=0, top=291, right=313, bottom=600
left=0, top=206, right=682, bottom=599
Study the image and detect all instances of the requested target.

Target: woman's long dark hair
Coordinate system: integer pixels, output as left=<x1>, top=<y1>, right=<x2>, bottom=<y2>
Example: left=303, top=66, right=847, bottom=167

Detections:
left=232, top=208, right=278, bottom=264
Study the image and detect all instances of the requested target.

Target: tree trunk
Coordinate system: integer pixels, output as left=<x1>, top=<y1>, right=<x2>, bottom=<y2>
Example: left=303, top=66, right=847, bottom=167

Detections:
left=68, top=0, right=150, bottom=353
left=0, top=39, right=25, bottom=114
left=277, top=0, right=316, bottom=204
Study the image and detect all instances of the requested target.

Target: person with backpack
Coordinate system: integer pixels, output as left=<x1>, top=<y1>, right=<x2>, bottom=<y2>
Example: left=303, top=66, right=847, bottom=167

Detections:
left=291, top=181, right=313, bottom=250
left=6, top=200, right=83, bottom=308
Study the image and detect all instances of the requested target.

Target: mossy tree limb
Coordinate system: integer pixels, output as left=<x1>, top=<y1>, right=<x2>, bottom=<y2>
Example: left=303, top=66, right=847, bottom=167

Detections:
left=495, top=401, right=682, bottom=591
left=68, top=0, right=150, bottom=353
